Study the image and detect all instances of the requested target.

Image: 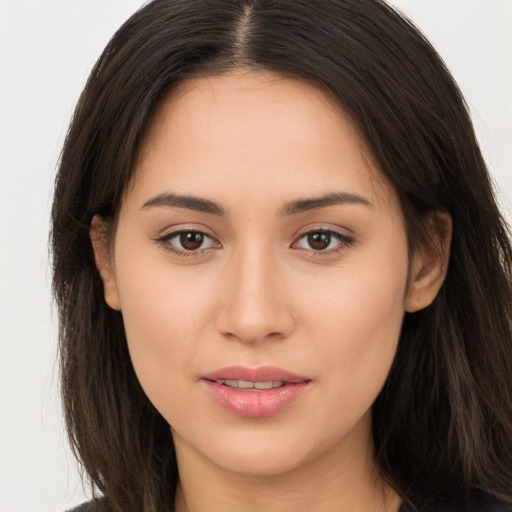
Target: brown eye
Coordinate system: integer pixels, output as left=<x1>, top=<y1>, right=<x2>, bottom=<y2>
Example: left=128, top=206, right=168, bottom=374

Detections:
left=157, top=230, right=217, bottom=255
left=307, top=231, right=331, bottom=250
left=294, top=229, right=354, bottom=253
left=179, top=232, right=205, bottom=250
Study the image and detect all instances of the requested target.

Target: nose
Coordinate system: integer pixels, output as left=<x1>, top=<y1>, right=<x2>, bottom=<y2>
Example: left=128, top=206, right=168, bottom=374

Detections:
left=215, top=247, right=295, bottom=344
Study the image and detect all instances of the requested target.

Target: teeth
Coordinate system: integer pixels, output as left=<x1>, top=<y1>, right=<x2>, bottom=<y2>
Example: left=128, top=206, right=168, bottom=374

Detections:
left=254, top=381, right=273, bottom=390
left=216, top=379, right=285, bottom=390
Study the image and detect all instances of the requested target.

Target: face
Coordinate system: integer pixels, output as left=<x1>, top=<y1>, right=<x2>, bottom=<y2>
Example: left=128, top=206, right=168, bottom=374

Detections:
left=93, top=71, right=441, bottom=477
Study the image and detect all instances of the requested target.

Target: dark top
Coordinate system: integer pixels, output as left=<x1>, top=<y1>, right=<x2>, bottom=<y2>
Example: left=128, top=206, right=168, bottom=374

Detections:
left=67, top=489, right=511, bottom=512
left=399, top=486, right=510, bottom=511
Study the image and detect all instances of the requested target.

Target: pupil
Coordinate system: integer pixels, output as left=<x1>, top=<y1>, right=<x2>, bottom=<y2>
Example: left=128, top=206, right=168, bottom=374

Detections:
left=308, top=232, right=330, bottom=250
left=180, top=232, right=204, bottom=250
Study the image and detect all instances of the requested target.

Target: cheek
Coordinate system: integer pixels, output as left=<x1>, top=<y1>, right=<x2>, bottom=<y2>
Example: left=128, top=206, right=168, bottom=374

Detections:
left=114, top=257, right=218, bottom=411
left=301, top=248, right=408, bottom=410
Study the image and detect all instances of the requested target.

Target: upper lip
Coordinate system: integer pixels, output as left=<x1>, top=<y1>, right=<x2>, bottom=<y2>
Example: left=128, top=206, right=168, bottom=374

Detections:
left=202, top=365, right=309, bottom=383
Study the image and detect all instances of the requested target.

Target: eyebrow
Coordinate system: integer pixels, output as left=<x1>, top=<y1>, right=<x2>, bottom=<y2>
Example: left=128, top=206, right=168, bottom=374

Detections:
left=141, top=191, right=372, bottom=216
left=281, top=192, right=373, bottom=215
left=141, top=193, right=226, bottom=215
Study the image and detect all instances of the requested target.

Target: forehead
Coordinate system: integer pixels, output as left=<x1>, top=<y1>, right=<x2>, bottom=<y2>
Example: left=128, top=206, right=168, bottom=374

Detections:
left=140, top=71, right=352, bottom=160
left=129, top=71, right=398, bottom=215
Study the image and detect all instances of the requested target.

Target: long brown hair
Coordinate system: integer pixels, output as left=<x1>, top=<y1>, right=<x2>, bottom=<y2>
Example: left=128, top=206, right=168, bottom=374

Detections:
left=51, top=1, right=512, bottom=510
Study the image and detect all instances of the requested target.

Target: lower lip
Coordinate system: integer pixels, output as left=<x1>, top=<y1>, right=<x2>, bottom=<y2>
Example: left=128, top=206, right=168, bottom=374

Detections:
left=202, top=380, right=309, bottom=418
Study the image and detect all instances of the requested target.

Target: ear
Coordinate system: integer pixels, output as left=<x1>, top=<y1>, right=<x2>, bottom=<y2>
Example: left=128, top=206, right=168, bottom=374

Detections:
left=90, top=215, right=121, bottom=311
left=405, top=211, right=452, bottom=313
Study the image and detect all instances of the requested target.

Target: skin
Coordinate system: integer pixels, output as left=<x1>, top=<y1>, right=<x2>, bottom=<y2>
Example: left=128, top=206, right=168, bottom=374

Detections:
left=92, top=71, right=450, bottom=512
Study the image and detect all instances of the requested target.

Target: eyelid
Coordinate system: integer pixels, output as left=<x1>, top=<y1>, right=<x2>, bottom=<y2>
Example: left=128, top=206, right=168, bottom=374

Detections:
left=153, top=224, right=354, bottom=258
left=154, top=226, right=221, bottom=257
left=291, top=227, right=355, bottom=255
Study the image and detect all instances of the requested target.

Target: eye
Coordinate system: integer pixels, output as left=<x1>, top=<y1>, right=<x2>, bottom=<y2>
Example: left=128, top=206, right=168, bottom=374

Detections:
left=294, top=229, right=353, bottom=252
left=156, top=230, right=218, bottom=254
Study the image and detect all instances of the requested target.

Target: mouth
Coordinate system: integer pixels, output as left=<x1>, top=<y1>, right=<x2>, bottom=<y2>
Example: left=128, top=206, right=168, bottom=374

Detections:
left=201, top=366, right=311, bottom=418
left=212, top=379, right=287, bottom=391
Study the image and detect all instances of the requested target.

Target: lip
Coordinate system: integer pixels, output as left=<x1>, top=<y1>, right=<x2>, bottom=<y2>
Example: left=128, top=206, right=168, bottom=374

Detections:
left=202, top=365, right=308, bottom=383
left=202, top=365, right=311, bottom=418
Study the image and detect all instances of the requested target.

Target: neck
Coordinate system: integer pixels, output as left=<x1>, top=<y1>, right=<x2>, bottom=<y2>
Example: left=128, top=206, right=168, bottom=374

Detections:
left=173, top=420, right=401, bottom=512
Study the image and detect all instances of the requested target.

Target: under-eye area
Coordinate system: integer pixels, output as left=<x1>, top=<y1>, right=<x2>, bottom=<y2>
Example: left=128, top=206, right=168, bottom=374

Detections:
left=153, top=226, right=355, bottom=261
left=293, top=228, right=354, bottom=253
left=155, top=229, right=220, bottom=256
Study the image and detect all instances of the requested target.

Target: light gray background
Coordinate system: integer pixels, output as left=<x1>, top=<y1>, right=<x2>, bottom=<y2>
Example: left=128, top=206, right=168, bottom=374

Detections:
left=1, top=1, right=511, bottom=511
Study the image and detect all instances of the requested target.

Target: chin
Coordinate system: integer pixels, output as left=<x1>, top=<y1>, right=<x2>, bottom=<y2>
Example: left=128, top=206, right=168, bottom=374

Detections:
left=173, top=417, right=354, bottom=480
left=211, top=445, right=311, bottom=477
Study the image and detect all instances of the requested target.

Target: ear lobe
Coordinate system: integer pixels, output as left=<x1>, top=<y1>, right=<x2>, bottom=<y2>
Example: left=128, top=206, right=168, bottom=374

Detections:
left=90, top=215, right=121, bottom=311
left=405, top=211, right=452, bottom=313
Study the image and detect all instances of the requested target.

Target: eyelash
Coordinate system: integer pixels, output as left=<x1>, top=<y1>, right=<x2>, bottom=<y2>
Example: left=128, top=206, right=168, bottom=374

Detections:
left=155, top=230, right=218, bottom=258
left=293, top=229, right=354, bottom=256
left=155, top=228, right=354, bottom=258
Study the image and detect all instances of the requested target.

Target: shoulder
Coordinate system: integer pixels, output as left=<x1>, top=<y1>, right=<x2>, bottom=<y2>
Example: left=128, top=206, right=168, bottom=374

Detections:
left=401, top=487, right=512, bottom=512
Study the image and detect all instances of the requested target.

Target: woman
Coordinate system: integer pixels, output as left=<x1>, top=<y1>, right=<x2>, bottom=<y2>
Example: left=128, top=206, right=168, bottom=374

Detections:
left=52, top=0, right=512, bottom=510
